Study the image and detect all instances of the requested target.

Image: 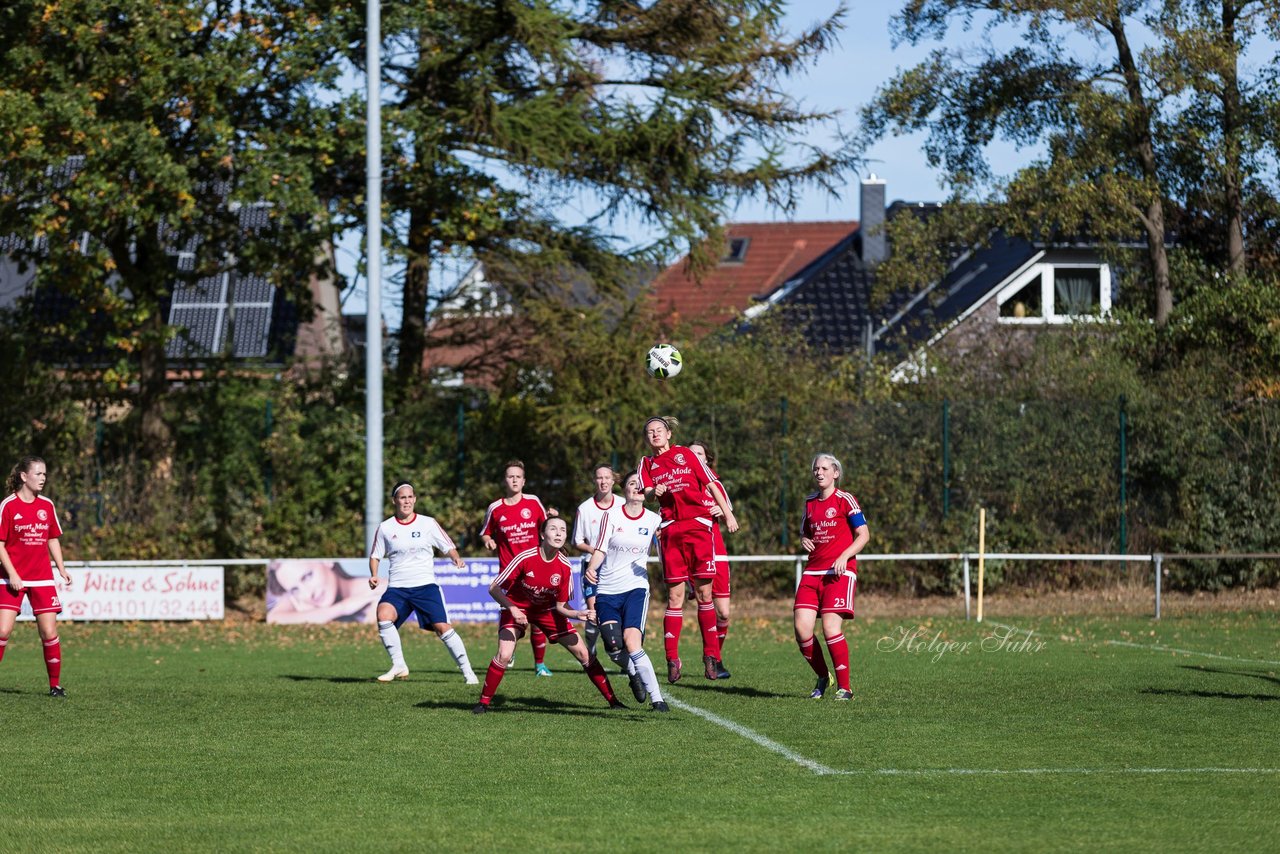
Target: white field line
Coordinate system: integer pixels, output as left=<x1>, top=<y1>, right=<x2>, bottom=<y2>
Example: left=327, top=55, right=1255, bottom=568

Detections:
left=984, top=620, right=1280, bottom=667
left=666, top=693, right=1280, bottom=778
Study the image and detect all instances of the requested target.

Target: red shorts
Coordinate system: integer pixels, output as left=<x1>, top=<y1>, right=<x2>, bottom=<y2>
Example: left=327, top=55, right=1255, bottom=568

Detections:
left=711, top=525, right=731, bottom=599
left=659, top=520, right=717, bottom=585
left=793, top=571, right=856, bottom=618
left=499, top=606, right=577, bottom=643
left=0, top=583, right=62, bottom=615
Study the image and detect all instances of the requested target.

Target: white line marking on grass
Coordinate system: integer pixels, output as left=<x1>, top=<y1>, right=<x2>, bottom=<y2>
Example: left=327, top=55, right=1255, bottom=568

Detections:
left=666, top=694, right=1280, bottom=778
left=664, top=695, right=842, bottom=775
left=1103, top=640, right=1280, bottom=667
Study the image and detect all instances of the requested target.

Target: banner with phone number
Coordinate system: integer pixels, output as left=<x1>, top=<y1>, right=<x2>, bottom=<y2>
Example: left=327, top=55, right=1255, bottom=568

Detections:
left=17, top=565, right=225, bottom=621
left=266, top=557, right=584, bottom=625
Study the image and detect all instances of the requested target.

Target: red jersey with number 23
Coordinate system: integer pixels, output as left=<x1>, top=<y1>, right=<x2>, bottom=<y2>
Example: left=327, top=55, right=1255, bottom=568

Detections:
left=480, top=495, right=547, bottom=568
left=802, top=490, right=865, bottom=575
left=494, top=547, right=573, bottom=611
left=0, top=494, right=63, bottom=584
left=638, top=446, right=722, bottom=526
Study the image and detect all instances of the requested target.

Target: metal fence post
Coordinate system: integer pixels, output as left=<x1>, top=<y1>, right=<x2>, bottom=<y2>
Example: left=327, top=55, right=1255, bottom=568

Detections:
left=1153, top=553, right=1163, bottom=619
left=1118, top=394, right=1127, bottom=563
left=962, top=553, right=970, bottom=621
left=942, top=398, right=951, bottom=519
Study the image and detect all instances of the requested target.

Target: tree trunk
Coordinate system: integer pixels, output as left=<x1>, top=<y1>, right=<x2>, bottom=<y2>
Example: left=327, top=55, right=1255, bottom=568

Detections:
left=398, top=199, right=430, bottom=387
left=137, top=306, right=173, bottom=475
left=1221, top=0, right=1246, bottom=274
left=1110, top=14, right=1173, bottom=326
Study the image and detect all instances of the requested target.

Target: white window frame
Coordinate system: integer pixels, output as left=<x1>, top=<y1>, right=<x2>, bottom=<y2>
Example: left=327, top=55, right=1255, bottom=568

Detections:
left=995, top=262, right=1111, bottom=324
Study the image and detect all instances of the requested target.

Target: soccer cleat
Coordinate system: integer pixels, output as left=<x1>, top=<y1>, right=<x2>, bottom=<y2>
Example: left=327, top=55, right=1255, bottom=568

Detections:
left=534, top=663, right=553, bottom=677
left=629, top=671, right=648, bottom=703
left=715, top=659, right=732, bottom=680
left=651, top=700, right=671, bottom=713
left=810, top=676, right=829, bottom=699
left=608, top=699, right=628, bottom=710
left=49, top=686, right=66, bottom=698
left=463, top=672, right=480, bottom=686
left=376, top=665, right=410, bottom=682
left=471, top=703, right=489, bottom=715
left=703, top=655, right=721, bottom=680
left=666, top=658, right=682, bottom=684
left=834, top=689, right=853, bottom=701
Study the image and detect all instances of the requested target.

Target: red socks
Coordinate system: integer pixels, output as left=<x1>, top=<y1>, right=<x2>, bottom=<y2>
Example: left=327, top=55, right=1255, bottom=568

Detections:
left=584, top=657, right=616, bottom=703
left=530, top=627, right=547, bottom=664
left=826, top=633, right=850, bottom=690
left=479, top=657, right=507, bottom=705
left=716, top=616, right=729, bottom=648
left=43, top=636, right=62, bottom=688
left=696, top=602, right=721, bottom=660
left=0, top=634, right=7, bottom=664
left=798, top=635, right=829, bottom=679
left=663, top=609, right=683, bottom=662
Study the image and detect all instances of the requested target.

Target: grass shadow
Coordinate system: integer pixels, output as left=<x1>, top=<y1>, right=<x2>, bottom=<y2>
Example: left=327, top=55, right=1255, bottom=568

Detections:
left=416, top=695, right=632, bottom=717
left=669, top=682, right=790, bottom=699
left=1141, top=687, right=1280, bottom=702
left=280, top=674, right=379, bottom=684
left=1178, top=664, right=1280, bottom=688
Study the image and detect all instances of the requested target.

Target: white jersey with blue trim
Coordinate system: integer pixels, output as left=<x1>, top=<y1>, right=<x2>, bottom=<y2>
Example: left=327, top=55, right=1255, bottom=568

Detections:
left=369, top=514, right=455, bottom=588
left=592, top=505, right=659, bottom=596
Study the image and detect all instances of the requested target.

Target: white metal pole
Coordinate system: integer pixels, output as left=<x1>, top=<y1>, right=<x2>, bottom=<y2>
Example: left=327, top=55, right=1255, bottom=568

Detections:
left=962, top=554, right=970, bottom=621
left=1154, top=554, right=1162, bottom=619
left=364, top=0, right=384, bottom=551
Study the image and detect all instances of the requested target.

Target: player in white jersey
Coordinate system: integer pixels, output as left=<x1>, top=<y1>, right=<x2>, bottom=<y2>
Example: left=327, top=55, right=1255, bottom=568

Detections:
left=583, top=472, right=669, bottom=712
left=368, top=481, right=478, bottom=684
left=572, top=463, right=621, bottom=661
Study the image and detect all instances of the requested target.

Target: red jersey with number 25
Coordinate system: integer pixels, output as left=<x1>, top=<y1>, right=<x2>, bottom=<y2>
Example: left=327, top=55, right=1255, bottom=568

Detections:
left=0, top=494, right=63, bottom=583
left=481, top=495, right=547, bottom=568
left=638, top=446, right=722, bottom=526
left=494, top=547, right=573, bottom=611
left=802, top=490, right=866, bottom=574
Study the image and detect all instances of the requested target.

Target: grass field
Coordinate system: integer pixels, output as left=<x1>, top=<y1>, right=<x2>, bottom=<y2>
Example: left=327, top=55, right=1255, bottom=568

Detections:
left=3, top=606, right=1278, bottom=852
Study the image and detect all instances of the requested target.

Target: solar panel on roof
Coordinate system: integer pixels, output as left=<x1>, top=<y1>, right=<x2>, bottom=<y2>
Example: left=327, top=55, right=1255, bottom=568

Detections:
left=229, top=306, right=272, bottom=357
left=167, top=306, right=223, bottom=357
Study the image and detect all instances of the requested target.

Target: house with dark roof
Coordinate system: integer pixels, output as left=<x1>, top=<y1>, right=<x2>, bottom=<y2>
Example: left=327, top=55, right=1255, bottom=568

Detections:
left=650, top=176, right=1118, bottom=372
left=0, top=202, right=349, bottom=373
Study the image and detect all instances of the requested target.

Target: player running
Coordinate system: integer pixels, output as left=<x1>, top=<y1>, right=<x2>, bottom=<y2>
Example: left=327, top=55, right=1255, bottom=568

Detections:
left=480, top=460, right=553, bottom=676
left=638, top=415, right=737, bottom=683
left=473, top=516, right=622, bottom=714
left=688, top=440, right=732, bottom=679
left=795, top=453, right=869, bottom=701
left=572, top=464, right=621, bottom=663
left=583, top=472, right=669, bottom=711
left=369, top=481, right=479, bottom=685
left=0, top=456, right=72, bottom=697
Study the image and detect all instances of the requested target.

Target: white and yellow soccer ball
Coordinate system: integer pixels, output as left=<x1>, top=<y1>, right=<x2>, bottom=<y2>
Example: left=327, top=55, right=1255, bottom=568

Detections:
left=645, top=344, right=683, bottom=380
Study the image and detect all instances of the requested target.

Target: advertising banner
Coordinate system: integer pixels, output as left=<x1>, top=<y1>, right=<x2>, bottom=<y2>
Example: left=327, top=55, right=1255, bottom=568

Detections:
left=266, top=557, right=584, bottom=625
left=17, top=565, right=225, bottom=621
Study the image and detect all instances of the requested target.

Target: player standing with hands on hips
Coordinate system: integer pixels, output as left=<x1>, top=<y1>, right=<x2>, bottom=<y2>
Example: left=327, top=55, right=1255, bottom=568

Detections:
left=369, top=481, right=479, bottom=685
left=638, top=416, right=737, bottom=683
left=0, top=456, right=72, bottom=697
left=795, top=453, right=868, bottom=701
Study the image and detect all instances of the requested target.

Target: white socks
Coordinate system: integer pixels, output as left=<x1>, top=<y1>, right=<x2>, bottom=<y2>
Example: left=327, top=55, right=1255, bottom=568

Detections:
left=378, top=621, right=405, bottom=668
left=440, top=629, right=477, bottom=681
left=630, top=649, right=663, bottom=703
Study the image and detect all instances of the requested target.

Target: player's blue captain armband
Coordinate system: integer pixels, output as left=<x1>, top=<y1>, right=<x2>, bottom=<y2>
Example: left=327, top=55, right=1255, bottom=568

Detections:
left=848, top=511, right=867, bottom=529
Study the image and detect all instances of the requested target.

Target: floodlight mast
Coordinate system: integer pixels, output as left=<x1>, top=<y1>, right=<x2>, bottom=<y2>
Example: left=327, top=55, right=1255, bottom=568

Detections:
left=364, top=0, right=384, bottom=551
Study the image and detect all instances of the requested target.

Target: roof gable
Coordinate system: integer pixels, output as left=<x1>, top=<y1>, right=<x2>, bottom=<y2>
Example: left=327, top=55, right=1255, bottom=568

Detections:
left=649, top=221, right=857, bottom=331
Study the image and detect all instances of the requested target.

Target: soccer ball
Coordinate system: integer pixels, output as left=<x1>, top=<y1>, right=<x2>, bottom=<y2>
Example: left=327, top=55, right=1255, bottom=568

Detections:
left=645, top=344, right=683, bottom=380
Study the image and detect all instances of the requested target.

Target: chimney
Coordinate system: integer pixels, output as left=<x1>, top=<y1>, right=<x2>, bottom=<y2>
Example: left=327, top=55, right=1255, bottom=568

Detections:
left=860, top=173, right=887, bottom=266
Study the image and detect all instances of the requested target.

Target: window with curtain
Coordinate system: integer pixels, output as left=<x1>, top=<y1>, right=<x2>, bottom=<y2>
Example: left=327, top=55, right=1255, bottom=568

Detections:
left=1053, top=268, right=1100, bottom=317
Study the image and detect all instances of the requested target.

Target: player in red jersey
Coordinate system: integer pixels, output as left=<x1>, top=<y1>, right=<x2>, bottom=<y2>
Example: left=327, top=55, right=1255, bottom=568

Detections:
left=473, top=516, right=622, bottom=713
left=638, top=416, right=737, bottom=683
left=480, top=460, right=554, bottom=676
left=0, top=456, right=72, bottom=697
left=688, top=440, right=733, bottom=679
left=795, top=453, right=869, bottom=701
